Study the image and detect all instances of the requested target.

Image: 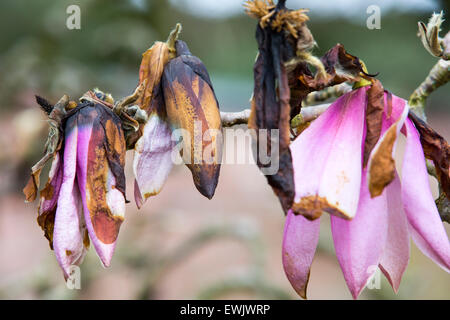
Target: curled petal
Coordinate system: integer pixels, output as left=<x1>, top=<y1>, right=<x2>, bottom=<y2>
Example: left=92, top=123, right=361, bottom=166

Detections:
left=402, top=119, right=450, bottom=272
left=76, top=105, right=126, bottom=267
left=53, top=119, right=87, bottom=278
left=331, top=170, right=388, bottom=299
left=133, top=113, right=175, bottom=208
left=362, top=80, right=385, bottom=167
left=367, top=96, right=408, bottom=197
left=379, top=174, right=410, bottom=293
left=137, top=41, right=170, bottom=113
left=282, top=210, right=320, bottom=299
left=408, top=111, right=450, bottom=201
left=290, top=88, right=367, bottom=219
left=37, top=153, right=63, bottom=249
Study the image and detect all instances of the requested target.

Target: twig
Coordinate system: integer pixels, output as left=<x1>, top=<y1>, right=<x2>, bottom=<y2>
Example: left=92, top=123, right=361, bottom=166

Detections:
left=220, top=109, right=251, bottom=127
left=220, top=103, right=331, bottom=127
left=408, top=58, right=450, bottom=121
left=303, top=83, right=352, bottom=106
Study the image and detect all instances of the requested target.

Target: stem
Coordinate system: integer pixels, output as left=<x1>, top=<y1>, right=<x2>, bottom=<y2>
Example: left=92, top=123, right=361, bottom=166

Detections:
left=303, top=83, right=352, bottom=106
left=220, top=103, right=331, bottom=127
left=408, top=58, right=450, bottom=121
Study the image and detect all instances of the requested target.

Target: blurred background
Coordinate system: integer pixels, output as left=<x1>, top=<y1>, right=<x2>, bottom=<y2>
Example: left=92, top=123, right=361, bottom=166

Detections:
left=0, top=0, right=449, bottom=299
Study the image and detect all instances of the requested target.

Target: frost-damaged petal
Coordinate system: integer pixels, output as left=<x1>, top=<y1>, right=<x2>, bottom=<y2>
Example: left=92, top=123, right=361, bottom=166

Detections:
left=402, top=119, right=450, bottom=272
left=162, top=40, right=222, bottom=199
left=137, top=42, right=170, bottom=113
left=37, top=153, right=63, bottom=249
left=331, top=170, right=388, bottom=300
left=362, top=80, right=385, bottom=167
left=76, top=105, right=126, bottom=267
left=290, top=88, right=366, bottom=220
left=367, top=96, right=408, bottom=197
left=282, top=210, right=320, bottom=299
left=379, top=174, right=410, bottom=293
left=53, top=118, right=87, bottom=278
left=408, top=111, right=450, bottom=201
left=133, top=113, right=174, bottom=208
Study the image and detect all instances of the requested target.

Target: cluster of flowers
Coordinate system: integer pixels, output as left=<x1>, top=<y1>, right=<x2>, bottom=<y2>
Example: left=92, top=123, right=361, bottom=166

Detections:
left=25, top=25, right=223, bottom=279
left=245, top=0, right=449, bottom=298
left=25, top=0, right=449, bottom=299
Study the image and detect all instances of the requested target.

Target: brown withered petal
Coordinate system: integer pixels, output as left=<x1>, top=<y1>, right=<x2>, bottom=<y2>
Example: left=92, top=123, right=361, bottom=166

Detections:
left=162, top=40, right=222, bottom=199
left=436, top=191, right=450, bottom=224
left=35, top=95, right=53, bottom=115
left=137, top=41, right=170, bottom=113
left=363, top=79, right=385, bottom=167
left=37, top=153, right=63, bottom=249
left=249, top=6, right=297, bottom=213
left=408, top=111, right=450, bottom=200
left=293, top=44, right=365, bottom=101
left=23, top=168, right=42, bottom=203
left=367, top=95, right=409, bottom=198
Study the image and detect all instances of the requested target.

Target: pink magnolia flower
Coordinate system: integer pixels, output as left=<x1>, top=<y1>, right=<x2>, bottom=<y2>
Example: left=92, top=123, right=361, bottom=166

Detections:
left=283, top=85, right=450, bottom=299
left=36, top=100, right=127, bottom=278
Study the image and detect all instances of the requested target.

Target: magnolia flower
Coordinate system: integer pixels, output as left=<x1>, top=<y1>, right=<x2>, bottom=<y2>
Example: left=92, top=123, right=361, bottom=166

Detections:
left=133, top=39, right=222, bottom=208
left=283, top=84, right=450, bottom=299
left=34, top=98, right=127, bottom=278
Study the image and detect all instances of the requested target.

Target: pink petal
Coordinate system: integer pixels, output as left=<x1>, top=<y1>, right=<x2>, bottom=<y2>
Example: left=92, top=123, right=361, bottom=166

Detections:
left=76, top=121, right=123, bottom=268
left=282, top=210, right=320, bottom=299
left=133, top=113, right=174, bottom=208
left=53, top=120, right=87, bottom=279
left=290, top=88, right=367, bottom=219
left=367, top=96, right=408, bottom=197
left=402, top=119, right=450, bottom=272
left=379, top=174, right=410, bottom=293
left=331, top=170, right=388, bottom=299
left=134, top=180, right=144, bottom=210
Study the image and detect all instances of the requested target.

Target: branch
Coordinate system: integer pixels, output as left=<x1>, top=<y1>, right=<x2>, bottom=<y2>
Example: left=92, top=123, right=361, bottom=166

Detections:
left=220, top=103, right=331, bottom=127
left=220, top=109, right=251, bottom=126
left=303, top=83, right=352, bottom=106
left=408, top=58, right=450, bottom=120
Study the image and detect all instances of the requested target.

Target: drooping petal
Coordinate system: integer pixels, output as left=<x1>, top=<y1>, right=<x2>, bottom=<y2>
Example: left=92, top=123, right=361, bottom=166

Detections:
left=76, top=104, right=126, bottom=267
left=37, top=152, right=63, bottom=249
left=53, top=117, right=87, bottom=279
left=162, top=40, right=222, bottom=199
left=379, top=174, right=410, bottom=293
left=282, top=210, right=320, bottom=299
left=367, top=95, right=408, bottom=197
left=362, top=80, right=385, bottom=166
left=133, top=112, right=175, bottom=208
left=408, top=111, right=450, bottom=201
left=402, top=119, right=450, bottom=272
left=290, top=88, right=367, bottom=220
left=331, top=170, right=388, bottom=299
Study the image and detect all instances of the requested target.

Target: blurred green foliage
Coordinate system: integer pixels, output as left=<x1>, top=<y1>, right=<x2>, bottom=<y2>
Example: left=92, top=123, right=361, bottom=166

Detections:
left=0, top=0, right=448, bottom=114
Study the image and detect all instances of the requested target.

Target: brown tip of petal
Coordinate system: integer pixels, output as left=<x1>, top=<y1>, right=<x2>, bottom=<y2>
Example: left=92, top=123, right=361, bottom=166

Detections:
left=23, top=172, right=40, bottom=202
left=292, top=195, right=351, bottom=220
left=92, top=213, right=124, bottom=244
left=368, top=125, right=397, bottom=198
left=37, top=208, right=56, bottom=249
left=188, top=164, right=220, bottom=199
